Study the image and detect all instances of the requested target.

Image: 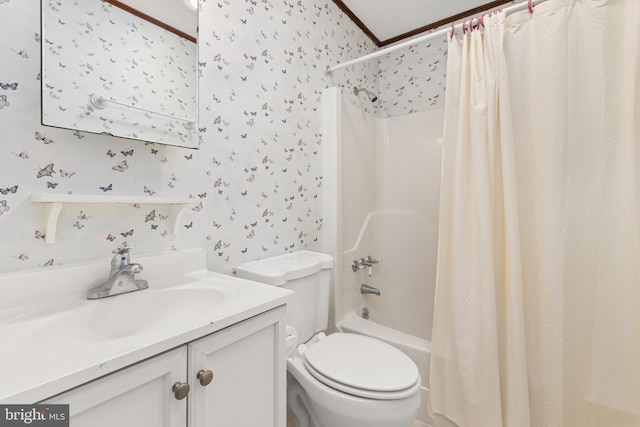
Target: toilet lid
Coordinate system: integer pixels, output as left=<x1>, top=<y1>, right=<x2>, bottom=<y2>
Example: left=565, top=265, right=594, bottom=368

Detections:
left=302, top=333, right=420, bottom=399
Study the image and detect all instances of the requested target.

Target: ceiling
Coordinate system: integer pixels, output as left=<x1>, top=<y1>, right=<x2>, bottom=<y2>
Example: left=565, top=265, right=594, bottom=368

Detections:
left=333, top=0, right=516, bottom=46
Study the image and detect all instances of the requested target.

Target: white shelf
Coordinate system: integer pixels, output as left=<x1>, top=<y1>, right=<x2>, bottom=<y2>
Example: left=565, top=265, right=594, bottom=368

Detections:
left=30, top=194, right=193, bottom=243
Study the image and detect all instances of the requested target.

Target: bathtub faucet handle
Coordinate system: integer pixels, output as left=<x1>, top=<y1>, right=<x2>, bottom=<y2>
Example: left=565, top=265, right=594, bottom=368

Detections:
left=365, top=256, right=382, bottom=264
left=360, top=257, right=373, bottom=267
left=352, top=256, right=383, bottom=273
left=352, top=259, right=367, bottom=271
left=364, top=256, right=382, bottom=276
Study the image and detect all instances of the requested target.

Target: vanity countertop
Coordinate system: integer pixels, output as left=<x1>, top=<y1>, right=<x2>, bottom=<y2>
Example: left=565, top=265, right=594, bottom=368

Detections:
left=0, top=248, right=291, bottom=403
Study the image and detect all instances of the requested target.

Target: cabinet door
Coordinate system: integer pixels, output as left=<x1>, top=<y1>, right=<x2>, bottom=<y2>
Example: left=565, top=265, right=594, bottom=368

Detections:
left=189, top=307, right=286, bottom=427
left=43, top=347, right=188, bottom=427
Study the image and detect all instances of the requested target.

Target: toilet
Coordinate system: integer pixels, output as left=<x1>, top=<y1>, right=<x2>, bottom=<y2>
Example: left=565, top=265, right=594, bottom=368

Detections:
left=236, top=250, right=421, bottom=427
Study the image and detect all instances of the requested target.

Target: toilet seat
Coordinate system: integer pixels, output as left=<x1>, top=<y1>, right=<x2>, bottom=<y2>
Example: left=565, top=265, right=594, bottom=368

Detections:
left=301, top=333, right=420, bottom=400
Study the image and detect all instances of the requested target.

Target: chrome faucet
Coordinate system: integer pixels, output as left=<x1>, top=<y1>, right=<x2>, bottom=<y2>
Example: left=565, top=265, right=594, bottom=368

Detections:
left=360, top=284, right=381, bottom=296
left=87, top=245, right=148, bottom=299
left=352, top=256, right=383, bottom=276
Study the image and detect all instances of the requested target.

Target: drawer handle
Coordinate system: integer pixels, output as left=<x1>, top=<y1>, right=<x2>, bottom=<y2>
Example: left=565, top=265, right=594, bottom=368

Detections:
left=197, top=369, right=214, bottom=386
left=172, top=382, right=190, bottom=400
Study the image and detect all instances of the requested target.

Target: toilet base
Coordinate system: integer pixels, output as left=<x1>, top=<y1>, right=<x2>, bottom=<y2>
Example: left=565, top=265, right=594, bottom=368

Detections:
left=287, top=376, right=315, bottom=427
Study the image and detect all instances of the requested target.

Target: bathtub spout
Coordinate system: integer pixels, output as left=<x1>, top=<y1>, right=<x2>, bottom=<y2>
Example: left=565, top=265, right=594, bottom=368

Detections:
left=360, top=284, right=381, bottom=296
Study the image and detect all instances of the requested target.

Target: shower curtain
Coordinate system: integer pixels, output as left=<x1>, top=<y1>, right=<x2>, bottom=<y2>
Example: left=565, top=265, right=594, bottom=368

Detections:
left=429, top=1, right=640, bottom=426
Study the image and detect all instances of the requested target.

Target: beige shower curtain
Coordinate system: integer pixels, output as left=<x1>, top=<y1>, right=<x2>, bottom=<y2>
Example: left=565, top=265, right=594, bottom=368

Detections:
left=429, top=1, right=640, bottom=426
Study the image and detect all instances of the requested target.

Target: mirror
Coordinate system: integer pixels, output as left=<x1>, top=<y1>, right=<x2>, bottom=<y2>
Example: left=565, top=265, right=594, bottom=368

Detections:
left=41, top=0, right=198, bottom=149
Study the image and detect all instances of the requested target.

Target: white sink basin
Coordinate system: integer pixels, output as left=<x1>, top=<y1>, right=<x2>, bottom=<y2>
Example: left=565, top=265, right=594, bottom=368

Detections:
left=29, top=286, right=228, bottom=345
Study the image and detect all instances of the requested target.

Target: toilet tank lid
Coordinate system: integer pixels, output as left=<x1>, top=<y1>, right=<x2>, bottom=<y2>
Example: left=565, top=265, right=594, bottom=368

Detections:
left=236, top=250, right=333, bottom=286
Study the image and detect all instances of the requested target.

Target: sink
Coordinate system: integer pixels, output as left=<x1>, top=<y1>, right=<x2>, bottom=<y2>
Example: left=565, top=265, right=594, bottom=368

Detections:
left=29, top=286, right=229, bottom=346
left=0, top=248, right=294, bottom=403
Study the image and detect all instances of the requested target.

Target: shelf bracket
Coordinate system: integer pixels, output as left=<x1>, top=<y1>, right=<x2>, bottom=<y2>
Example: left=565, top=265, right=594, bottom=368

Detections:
left=171, top=203, right=189, bottom=234
left=43, top=202, right=63, bottom=244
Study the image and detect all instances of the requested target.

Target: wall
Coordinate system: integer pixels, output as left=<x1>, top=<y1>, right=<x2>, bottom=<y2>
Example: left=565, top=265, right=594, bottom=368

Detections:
left=329, top=36, right=449, bottom=120
left=377, top=36, right=449, bottom=118
left=0, top=0, right=377, bottom=275
left=337, top=98, right=443, bottom=336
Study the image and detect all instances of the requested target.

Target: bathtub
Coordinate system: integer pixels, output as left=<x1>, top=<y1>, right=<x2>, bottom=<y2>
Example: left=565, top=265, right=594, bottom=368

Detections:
left=337, top=309, right=434, bottom=426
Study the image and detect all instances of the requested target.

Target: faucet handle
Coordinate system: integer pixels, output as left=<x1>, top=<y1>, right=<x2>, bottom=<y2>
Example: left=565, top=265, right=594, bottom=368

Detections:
left=352, top=256, right=383, bottom=272
left=364, top=256, right=382, bottom=277
left=359, top=257, right=372, bottom=267
left=111, top=244, right=134, bottom=272
left=115, top=243, right=133, bottom=255
left=351, top=259, right=366, bottom=271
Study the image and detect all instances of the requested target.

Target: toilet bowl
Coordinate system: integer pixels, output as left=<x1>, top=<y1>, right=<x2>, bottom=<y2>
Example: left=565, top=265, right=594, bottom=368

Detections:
left=287, top=332, right=421, bottom=427
left=236, top=251, right=421, bottom=427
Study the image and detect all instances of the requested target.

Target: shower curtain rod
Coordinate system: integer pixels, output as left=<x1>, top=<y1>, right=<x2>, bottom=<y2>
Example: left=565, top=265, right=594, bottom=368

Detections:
left=326, top=0, right=548, bottom=75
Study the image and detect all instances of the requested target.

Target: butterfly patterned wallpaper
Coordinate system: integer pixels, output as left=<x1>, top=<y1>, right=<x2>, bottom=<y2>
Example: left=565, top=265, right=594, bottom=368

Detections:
left=0, top=0, right=447, bottom=276
left=41, top=0, right=198, bottom=147
left=377, top=39, right=448, bottom=117
left=375, top=1, right=526, bottom=117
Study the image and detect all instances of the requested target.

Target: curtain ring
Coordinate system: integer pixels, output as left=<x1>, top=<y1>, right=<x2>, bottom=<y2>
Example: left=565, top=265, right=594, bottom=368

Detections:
left=528, top=0, right=534, bottom=13
left=450, top=22, right=455, bottom=39
left=478, top=14, right=485, bottom=28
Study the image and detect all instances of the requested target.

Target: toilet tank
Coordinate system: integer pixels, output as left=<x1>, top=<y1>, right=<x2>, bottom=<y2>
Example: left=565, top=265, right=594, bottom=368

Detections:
left=236, top=251, right=333, bottom=343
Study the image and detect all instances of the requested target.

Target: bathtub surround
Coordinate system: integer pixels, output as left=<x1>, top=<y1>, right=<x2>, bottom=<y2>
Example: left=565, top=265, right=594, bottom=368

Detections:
left=432, top=1, right=640, bottom=425
left=322, top=88, right=443, bottom=425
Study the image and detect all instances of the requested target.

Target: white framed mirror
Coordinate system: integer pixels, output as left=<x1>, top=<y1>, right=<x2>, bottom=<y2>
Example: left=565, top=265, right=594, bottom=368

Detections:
left=41, top=0, right=198, bottom=149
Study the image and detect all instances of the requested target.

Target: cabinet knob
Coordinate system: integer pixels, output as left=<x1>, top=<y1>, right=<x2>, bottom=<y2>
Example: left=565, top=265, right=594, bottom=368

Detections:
left=172, top=382, right=190, bottom=400
left=197, top=369, right=214, bottom=386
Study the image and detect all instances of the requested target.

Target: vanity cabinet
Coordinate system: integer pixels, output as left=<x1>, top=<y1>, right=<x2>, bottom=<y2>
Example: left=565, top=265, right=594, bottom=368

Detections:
left=43, top=347, right=188, bottom=427
left=189, top=306, right=286, bottom=427
left=42, top=307, right=286, bottom=427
